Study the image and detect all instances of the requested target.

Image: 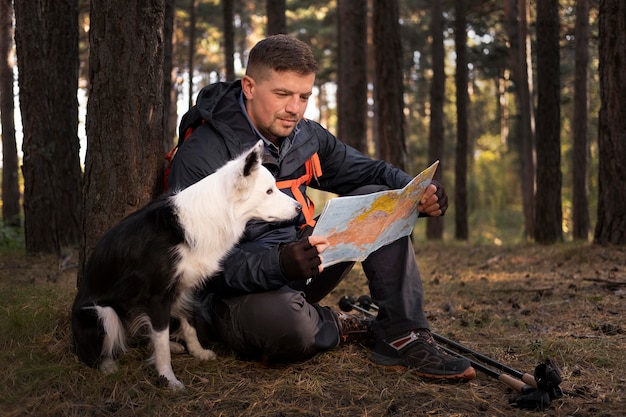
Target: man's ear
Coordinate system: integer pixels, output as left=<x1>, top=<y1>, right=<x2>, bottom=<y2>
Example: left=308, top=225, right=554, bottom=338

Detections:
left=241, top=75, right=255, bottom=100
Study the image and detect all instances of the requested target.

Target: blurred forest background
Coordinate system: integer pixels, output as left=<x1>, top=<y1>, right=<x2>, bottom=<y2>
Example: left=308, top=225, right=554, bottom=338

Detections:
left=0, top=0, right=625, bottom=268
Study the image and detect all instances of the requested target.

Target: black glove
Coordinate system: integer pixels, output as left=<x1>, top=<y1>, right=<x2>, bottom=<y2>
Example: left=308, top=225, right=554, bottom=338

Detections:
left=279, top=237, right=322, bottom=281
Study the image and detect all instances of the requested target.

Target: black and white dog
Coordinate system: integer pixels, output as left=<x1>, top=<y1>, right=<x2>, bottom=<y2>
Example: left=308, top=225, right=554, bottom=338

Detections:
left=71, top=141, right=301, bottom=389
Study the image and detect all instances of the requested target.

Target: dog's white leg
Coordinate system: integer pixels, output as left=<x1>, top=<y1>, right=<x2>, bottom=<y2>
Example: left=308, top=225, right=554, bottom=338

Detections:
left=152, top=328, right=184, bottom=390
left=179, top=318, right=217, bottom=361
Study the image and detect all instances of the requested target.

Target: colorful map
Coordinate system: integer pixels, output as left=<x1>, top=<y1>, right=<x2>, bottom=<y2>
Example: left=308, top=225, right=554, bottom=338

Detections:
left=312, top=161, right=439, bottom=267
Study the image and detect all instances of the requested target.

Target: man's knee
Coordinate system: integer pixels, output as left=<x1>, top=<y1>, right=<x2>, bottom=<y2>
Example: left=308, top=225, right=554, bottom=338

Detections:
left=215, top=288, right=321, bottom=360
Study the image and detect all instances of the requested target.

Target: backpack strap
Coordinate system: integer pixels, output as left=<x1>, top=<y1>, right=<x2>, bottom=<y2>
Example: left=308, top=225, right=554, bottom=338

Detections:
left=164, top=121, right=205, bottom=191
left=276, top=152, right=322, bottom=228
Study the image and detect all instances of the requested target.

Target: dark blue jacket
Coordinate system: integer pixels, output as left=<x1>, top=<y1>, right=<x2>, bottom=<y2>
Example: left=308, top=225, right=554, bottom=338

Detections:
left=168, top=80, right=413, bottom=295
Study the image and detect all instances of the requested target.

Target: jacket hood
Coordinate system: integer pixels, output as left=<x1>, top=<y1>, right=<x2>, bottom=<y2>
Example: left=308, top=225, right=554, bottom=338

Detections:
left=195, top=80, right=242, bottom=123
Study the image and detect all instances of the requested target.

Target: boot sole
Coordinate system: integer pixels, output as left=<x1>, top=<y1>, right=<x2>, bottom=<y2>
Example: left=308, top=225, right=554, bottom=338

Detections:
left=368, top=353, right=477, bottom=380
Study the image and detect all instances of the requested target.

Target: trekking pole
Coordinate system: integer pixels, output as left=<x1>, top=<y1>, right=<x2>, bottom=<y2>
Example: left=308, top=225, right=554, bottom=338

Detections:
left=353, top=295, right=538, bottom=388
left=436, top=344, right=535, bottom=394
left=342, top=294, right=563, bottom=410
left=338, top=296, right=376, bottom=317
left=339, top=296, right=531, bottom=391
left=431, top=332, right=537, bottom=389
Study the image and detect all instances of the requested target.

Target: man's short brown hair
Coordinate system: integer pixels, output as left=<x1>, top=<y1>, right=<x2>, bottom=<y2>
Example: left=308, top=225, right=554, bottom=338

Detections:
left=246, top=34, right=319, bottom=81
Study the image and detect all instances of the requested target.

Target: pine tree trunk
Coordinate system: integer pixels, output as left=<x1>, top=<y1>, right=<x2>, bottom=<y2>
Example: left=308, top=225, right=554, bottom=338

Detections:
left=337, top=0, right=368, bottom=154
left=0, top=0, right=20, bottom=227
left=426, top=0, right=445, bottom=239
left=454, top=0, right=469, bottom=240
left=266, top=0, right=286, bottom=35
left=188, top=0, right=196, bottom=109
left=505, top=0, right=536, bottom=240
left=534, top=0, right=563, bottom=244
left=223, top=0, right=235, bottom=81
left=373, top=0, right=406, bottom=171
left=572, top=0, right=590, bottom=240
left=163, top=0, right=176, bottom=152
left=79, top=0, right=165, bottom=284
left=518, top=0, right=536, bottom=240
left=14, top=0, right=82, bottom=253
left=594, top=0, right=626, bottom=244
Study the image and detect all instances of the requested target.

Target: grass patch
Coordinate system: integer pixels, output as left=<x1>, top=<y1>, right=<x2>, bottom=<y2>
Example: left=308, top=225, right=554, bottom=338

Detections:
left=1, top=242, right=625, bottom=416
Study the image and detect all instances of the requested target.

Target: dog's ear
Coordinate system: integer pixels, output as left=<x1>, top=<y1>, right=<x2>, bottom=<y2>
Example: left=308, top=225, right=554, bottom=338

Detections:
left=243, top=140, right=264, bottom=177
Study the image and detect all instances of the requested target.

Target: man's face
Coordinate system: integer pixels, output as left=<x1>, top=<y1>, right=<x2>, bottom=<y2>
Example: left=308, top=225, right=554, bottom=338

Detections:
left=242, top=69, right=315, bottom=145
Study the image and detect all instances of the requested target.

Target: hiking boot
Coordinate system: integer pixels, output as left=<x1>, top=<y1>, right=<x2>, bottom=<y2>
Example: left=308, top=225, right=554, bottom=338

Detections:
left=369, top=329, right=476, bottom=380
left=336, top=311, right=376, bottom=347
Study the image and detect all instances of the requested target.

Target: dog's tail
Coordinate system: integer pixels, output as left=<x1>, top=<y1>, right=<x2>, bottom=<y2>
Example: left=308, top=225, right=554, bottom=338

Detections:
left=72, top=305, right=127, bottom=367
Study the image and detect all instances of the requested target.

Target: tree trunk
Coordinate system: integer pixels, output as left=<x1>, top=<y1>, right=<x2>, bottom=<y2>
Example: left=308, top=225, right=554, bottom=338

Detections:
left=572, top=0, right=590, bottom=240
left=594, top=0, right=626, bottom=244
left=534, top=0, right=563, bottom=244
left=14, top=0, right=82, bottom=253
left=266, top=0, right=286, bottom=35
left=0, top=0, right=20, bottom=227
left=223, top=0, right=235, bottom=81
left=188, top=0, right=196, bottom=109
left=337, top=0, right=367, bottom=154
left=505, top=0, right=536, bottom=239
left=80, top=0, right=165, bottom=284
left=163, top=0, right=176, bottom=153
left=426, top=0, right=445, bottom=239
left=454, top=0, right=469, bottom=241
left=372, top=0, right=406, bottom=171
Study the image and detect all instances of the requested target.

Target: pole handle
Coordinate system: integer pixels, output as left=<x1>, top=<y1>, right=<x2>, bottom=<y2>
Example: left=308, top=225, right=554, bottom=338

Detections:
left=521, top=372, right=538, bottom=389
left=499, top=373, right=527, bottom=393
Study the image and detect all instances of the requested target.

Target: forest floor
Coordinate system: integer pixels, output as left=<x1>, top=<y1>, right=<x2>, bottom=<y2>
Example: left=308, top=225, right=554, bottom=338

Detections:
left=1, top=241, right=625, bottom=417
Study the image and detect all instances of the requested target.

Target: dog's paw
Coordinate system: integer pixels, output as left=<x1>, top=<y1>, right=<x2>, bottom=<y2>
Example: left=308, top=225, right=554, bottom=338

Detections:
left=169, top=341, right=186, bottom=354
left=156, top=374, right=185, bottom=390
left=99, top=358, right=118, bottom=375
left=193, top=348, right=217, bottom=361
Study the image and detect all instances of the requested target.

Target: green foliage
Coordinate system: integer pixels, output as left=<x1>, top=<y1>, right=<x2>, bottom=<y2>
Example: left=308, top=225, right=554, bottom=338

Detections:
left=0, top=221, right=24, bottom=249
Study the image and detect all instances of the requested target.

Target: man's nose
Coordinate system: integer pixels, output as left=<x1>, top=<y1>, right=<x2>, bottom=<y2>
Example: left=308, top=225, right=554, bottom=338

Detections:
left=285, top=96, right=300, bottom=114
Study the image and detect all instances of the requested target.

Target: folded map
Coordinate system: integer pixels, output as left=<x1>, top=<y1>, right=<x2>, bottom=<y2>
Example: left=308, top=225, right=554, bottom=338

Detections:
left=312, top=161, right=439, bottom=267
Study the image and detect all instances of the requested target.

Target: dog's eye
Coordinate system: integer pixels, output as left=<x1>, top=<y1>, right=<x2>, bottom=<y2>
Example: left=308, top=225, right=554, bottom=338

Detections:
left=266, top=188, right=273, bottom=195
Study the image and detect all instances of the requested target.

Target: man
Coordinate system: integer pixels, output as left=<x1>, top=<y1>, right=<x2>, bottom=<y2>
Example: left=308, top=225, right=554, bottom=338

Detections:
left=168, top=34, right=475, bottom=380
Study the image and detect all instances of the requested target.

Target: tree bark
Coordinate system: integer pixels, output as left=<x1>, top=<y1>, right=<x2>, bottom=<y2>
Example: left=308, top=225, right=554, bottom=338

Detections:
left=14, top=0, right=82, bottom=253
left=454, top=0, right=469, bottom=241
left=188, top=0, right=196, bottom=109
left=372, top=0, right=406, bottom=171
left=266, top=0, right=286, bottom=35
left=504, top=0, right=536, bottom=239
left=594, top=0, right=626, bottom=244
left=223, top=0, right=235, bottom=81
left=534, top=0, right=563, bottom=244
left=572, top=0, right=590, bottom=240
left=80, top=0, right=165, bottom=283
left=0, top=0, right=20, bottom=227
left=426, top=0, right=445, bottom=239
left=337, top=0, right=367, bottom=154
left=163, top=0, right=176, bottom=153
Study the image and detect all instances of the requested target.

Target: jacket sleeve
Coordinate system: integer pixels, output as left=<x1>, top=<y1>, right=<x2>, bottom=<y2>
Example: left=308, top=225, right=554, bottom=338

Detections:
left=311, top=124, right=413, bottom=195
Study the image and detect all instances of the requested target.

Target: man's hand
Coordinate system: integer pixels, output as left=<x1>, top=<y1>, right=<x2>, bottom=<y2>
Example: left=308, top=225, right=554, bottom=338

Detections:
left=418, top=179, right=448, bottom=217
left=279, top=236, right=329, bottom=281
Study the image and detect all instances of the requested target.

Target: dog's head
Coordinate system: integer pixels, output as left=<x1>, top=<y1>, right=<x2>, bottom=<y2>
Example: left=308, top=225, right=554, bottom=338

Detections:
left=231, top=140, right=302, bottom=222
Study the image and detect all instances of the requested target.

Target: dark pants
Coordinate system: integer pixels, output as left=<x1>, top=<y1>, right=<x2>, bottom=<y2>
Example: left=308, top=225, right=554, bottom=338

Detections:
left=211, top=185, right=430, bottom=361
